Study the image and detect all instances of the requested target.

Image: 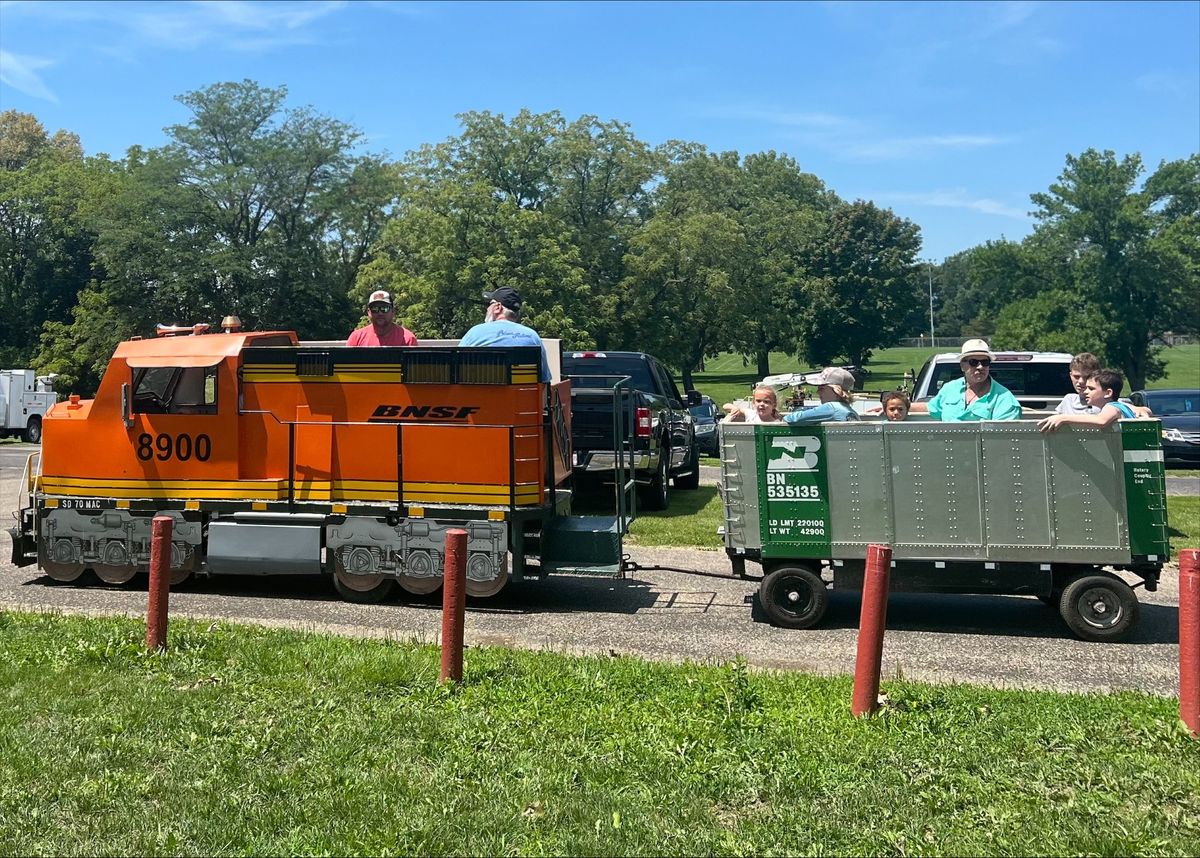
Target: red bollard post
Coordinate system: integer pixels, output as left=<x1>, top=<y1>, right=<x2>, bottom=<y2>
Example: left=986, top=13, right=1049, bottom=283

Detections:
left=1181, top=549, right=1199, bottom=738
left=440, top=528, right=468, bottom=684
left=852, top=543, right=892, bottom=717
left=145, top=515, right=173, bottom=651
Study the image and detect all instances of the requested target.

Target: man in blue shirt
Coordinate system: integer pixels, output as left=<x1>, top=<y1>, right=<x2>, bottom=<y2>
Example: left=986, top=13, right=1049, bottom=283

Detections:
left=459, top=286, right=552, bottom=383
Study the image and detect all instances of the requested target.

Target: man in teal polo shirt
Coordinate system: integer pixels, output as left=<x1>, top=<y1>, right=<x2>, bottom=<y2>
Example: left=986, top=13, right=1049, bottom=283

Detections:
left=910, top=339, right=1022, bottom=421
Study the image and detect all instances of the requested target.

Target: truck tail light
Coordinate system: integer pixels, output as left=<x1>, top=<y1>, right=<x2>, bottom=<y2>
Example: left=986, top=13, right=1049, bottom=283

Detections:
left=635, top=407, right=652, bottom=438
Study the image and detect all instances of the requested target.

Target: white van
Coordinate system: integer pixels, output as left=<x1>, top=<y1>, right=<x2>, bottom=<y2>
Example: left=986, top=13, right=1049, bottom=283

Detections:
left=0, top=370, right=56, bottom=443
left=911, top=351, right=1073, bottom=412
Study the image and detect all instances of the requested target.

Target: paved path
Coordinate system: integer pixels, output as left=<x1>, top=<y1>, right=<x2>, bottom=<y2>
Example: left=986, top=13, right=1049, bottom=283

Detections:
left=1, top=443, right=1185, bottom=697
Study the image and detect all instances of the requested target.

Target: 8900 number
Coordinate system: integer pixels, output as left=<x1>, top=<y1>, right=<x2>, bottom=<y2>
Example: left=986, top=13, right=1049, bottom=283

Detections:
left=136, top=432, right=211, bottom=462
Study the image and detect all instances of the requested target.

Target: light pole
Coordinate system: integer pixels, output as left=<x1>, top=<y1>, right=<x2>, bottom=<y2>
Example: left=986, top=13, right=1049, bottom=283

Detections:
left=925, top=259, right=936, bottom=346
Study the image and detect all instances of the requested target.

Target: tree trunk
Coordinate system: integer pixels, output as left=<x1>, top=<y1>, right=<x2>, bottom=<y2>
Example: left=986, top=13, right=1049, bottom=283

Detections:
left=756, top=350, right=771, bottom=379
left=681, top=367, right=695, bottom=391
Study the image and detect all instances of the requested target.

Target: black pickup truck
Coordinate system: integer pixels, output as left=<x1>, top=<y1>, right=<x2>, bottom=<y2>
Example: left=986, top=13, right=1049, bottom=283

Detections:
left=563, top=351, right=701, bottom=510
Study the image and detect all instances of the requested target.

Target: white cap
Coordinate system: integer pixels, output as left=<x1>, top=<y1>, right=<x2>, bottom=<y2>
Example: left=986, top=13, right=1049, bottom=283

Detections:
left=368, top=290, right=392, bottom=306
left=959, top=338, right=994, bottom=361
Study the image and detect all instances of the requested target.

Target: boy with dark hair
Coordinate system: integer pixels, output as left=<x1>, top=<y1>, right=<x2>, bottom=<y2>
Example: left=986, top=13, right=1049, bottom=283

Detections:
left=1054, top=353, right=1102, bottom=415
left=1038, top=368, right=1138, bottom=433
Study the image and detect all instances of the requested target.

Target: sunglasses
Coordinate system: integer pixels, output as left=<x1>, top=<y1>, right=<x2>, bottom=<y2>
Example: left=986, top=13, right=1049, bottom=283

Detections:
left=965, top=358, right=991, bottom=368
left=369, top=305, right=392, bottom=314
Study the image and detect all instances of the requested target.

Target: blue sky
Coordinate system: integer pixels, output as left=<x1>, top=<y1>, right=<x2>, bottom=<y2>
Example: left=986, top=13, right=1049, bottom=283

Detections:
left=2, top=0, right=1197, bottom=261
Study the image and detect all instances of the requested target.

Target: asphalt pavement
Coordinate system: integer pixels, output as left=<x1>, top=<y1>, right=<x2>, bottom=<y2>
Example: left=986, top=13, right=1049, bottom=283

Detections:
left=0, top=442, right=1187, bottom=697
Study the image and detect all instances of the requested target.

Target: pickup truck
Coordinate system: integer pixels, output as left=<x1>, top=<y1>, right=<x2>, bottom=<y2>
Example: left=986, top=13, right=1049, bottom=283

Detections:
left=563, top=351, right=701, bottom=510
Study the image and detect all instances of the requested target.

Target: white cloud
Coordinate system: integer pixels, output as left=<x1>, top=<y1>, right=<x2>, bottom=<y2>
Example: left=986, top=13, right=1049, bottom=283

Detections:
left=844, top=135, right=1008, bottom=161
left=1135, top=72, right=1191, bottom=98
left=879, top=189, right=1029, bottom=220
left=123, top=1, right=347, bottom=51
left=0, top=49, right=58, bottom=102
left=709, top=104, right=1008, bottom=163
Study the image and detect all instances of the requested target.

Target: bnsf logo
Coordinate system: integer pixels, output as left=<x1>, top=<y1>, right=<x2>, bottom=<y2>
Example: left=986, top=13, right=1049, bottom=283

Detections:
left=370, top=405, right=481, bottom=420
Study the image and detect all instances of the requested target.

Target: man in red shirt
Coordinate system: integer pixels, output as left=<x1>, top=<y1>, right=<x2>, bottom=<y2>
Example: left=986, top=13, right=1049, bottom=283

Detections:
left=346, top=290, right=418, bottom=347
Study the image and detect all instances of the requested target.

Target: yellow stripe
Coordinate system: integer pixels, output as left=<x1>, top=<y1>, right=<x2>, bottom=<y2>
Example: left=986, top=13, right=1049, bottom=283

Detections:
left=41, top=476, right=289, bottom=500
left=403, top=490, right=541, bottom=506
left=402, top=481, right=539, bottom=496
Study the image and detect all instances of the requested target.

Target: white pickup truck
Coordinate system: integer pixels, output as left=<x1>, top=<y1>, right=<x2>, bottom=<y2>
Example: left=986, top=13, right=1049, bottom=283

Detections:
left=0, top=369, right=56, bottom=443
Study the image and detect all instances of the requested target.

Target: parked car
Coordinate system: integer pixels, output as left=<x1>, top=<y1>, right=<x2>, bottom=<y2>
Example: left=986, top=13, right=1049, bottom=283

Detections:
left=1129, top=388, right=1200, bottom=466
left=688, top=395, right=720, bottom=457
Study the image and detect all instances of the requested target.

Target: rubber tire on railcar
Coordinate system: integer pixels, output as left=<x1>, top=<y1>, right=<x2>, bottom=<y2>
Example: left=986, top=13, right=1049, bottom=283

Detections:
left=760, top=565, right=829, bottom=630
left=639, top=453, right=670, bottom=511
left=1058, top=573, right=1139, bottom=642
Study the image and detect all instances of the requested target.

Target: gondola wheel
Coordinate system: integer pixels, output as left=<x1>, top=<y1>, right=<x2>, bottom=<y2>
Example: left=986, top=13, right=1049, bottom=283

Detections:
left=760, top=565, right=829, bottom=630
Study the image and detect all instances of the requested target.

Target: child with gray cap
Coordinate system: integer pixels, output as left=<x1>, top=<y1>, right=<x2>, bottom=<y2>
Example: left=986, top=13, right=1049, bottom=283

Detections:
left=781, top=367, right=860, bottom=424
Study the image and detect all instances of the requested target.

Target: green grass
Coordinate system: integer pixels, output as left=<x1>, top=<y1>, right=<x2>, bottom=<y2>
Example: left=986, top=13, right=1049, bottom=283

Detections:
left=1, top=611, right=1196, bottom=857
left=1168, top=497, right=1200, bottom=551
left=685, top=344, right=1200, bottom=408
left=628, top=493, right=1198, bottom=553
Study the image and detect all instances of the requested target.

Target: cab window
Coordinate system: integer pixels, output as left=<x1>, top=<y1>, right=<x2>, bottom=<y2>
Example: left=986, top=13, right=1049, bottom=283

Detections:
left=132, top=366, right=218, bottom=415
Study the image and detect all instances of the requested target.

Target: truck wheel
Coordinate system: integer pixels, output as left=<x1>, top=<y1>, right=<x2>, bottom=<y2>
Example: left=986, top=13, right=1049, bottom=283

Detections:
left=760, top=565, right=828, bottom=630
left=674, top=446, right=700, bottom=490
left=639, top=454, right=670, bottom=511
left=24, top=417, right=42, bottom=444
left=1058, top=573, right=1139, bottom=642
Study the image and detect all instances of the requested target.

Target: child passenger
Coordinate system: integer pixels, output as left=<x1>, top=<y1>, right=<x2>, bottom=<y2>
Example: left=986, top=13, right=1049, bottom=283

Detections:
left=880, top=390, right=910, bottom=421
left=781, top=367, right=859, bottom=424
left=723, top=385, right=783, bottom=423
left=1038, top=369, right=1138, bottom=433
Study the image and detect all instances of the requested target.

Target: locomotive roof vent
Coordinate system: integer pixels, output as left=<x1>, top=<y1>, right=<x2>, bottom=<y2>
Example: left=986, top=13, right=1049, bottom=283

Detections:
left=156, top=323, right=211, bottom=337
left=221, top=315, right=243, bottom=333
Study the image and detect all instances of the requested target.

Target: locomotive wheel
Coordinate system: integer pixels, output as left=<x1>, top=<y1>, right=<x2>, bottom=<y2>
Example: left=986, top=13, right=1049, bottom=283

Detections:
left=464, top=552, right=508, bottom=598
left=400, top=549, right=442, bottom=595
left=1058, top=573, right=1139, bottom=642
left=94, top=564, right=138, bottom=585
left=94, top=541, right=137, bottom=585
left=332, top=548, right=395, bottom=604
left=44, top=538, right=84, bottom=582
left=42, top=560, right=85, bottom=583
left=760, top=565, right=829, bottom=630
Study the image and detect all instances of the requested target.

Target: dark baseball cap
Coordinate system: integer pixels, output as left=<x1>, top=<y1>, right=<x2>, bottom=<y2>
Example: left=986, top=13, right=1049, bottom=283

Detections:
left=483, top=286, right=523, bottom=312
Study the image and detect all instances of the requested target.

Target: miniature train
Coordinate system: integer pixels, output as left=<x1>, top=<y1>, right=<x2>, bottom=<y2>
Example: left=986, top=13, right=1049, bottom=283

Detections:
left=7, top=323, right=1173, bottom=642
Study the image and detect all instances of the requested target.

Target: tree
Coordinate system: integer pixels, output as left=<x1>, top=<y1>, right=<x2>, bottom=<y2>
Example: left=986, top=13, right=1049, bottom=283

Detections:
left=359, top=110, right=655, bottom=348
left=36, top=81, right=388, bottom=392
left=1013, top=149, right=1199, bottom=388
left=794, top=201, right=922, bottom=368
left=0, top=111, right=97, bottom=368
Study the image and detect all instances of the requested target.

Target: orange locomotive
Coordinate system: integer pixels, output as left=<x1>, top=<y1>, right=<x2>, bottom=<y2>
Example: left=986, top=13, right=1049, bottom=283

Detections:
left=10, top=322, right=621, bottom=602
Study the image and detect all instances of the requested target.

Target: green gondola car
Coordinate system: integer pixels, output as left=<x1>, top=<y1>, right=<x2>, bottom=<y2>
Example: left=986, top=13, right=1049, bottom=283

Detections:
left=719, top=419, right=1169, bottom=641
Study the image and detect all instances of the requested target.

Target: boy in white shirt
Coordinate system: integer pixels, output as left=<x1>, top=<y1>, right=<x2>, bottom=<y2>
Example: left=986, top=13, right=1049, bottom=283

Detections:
left=1039, top=369, right=1138, bottom=433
